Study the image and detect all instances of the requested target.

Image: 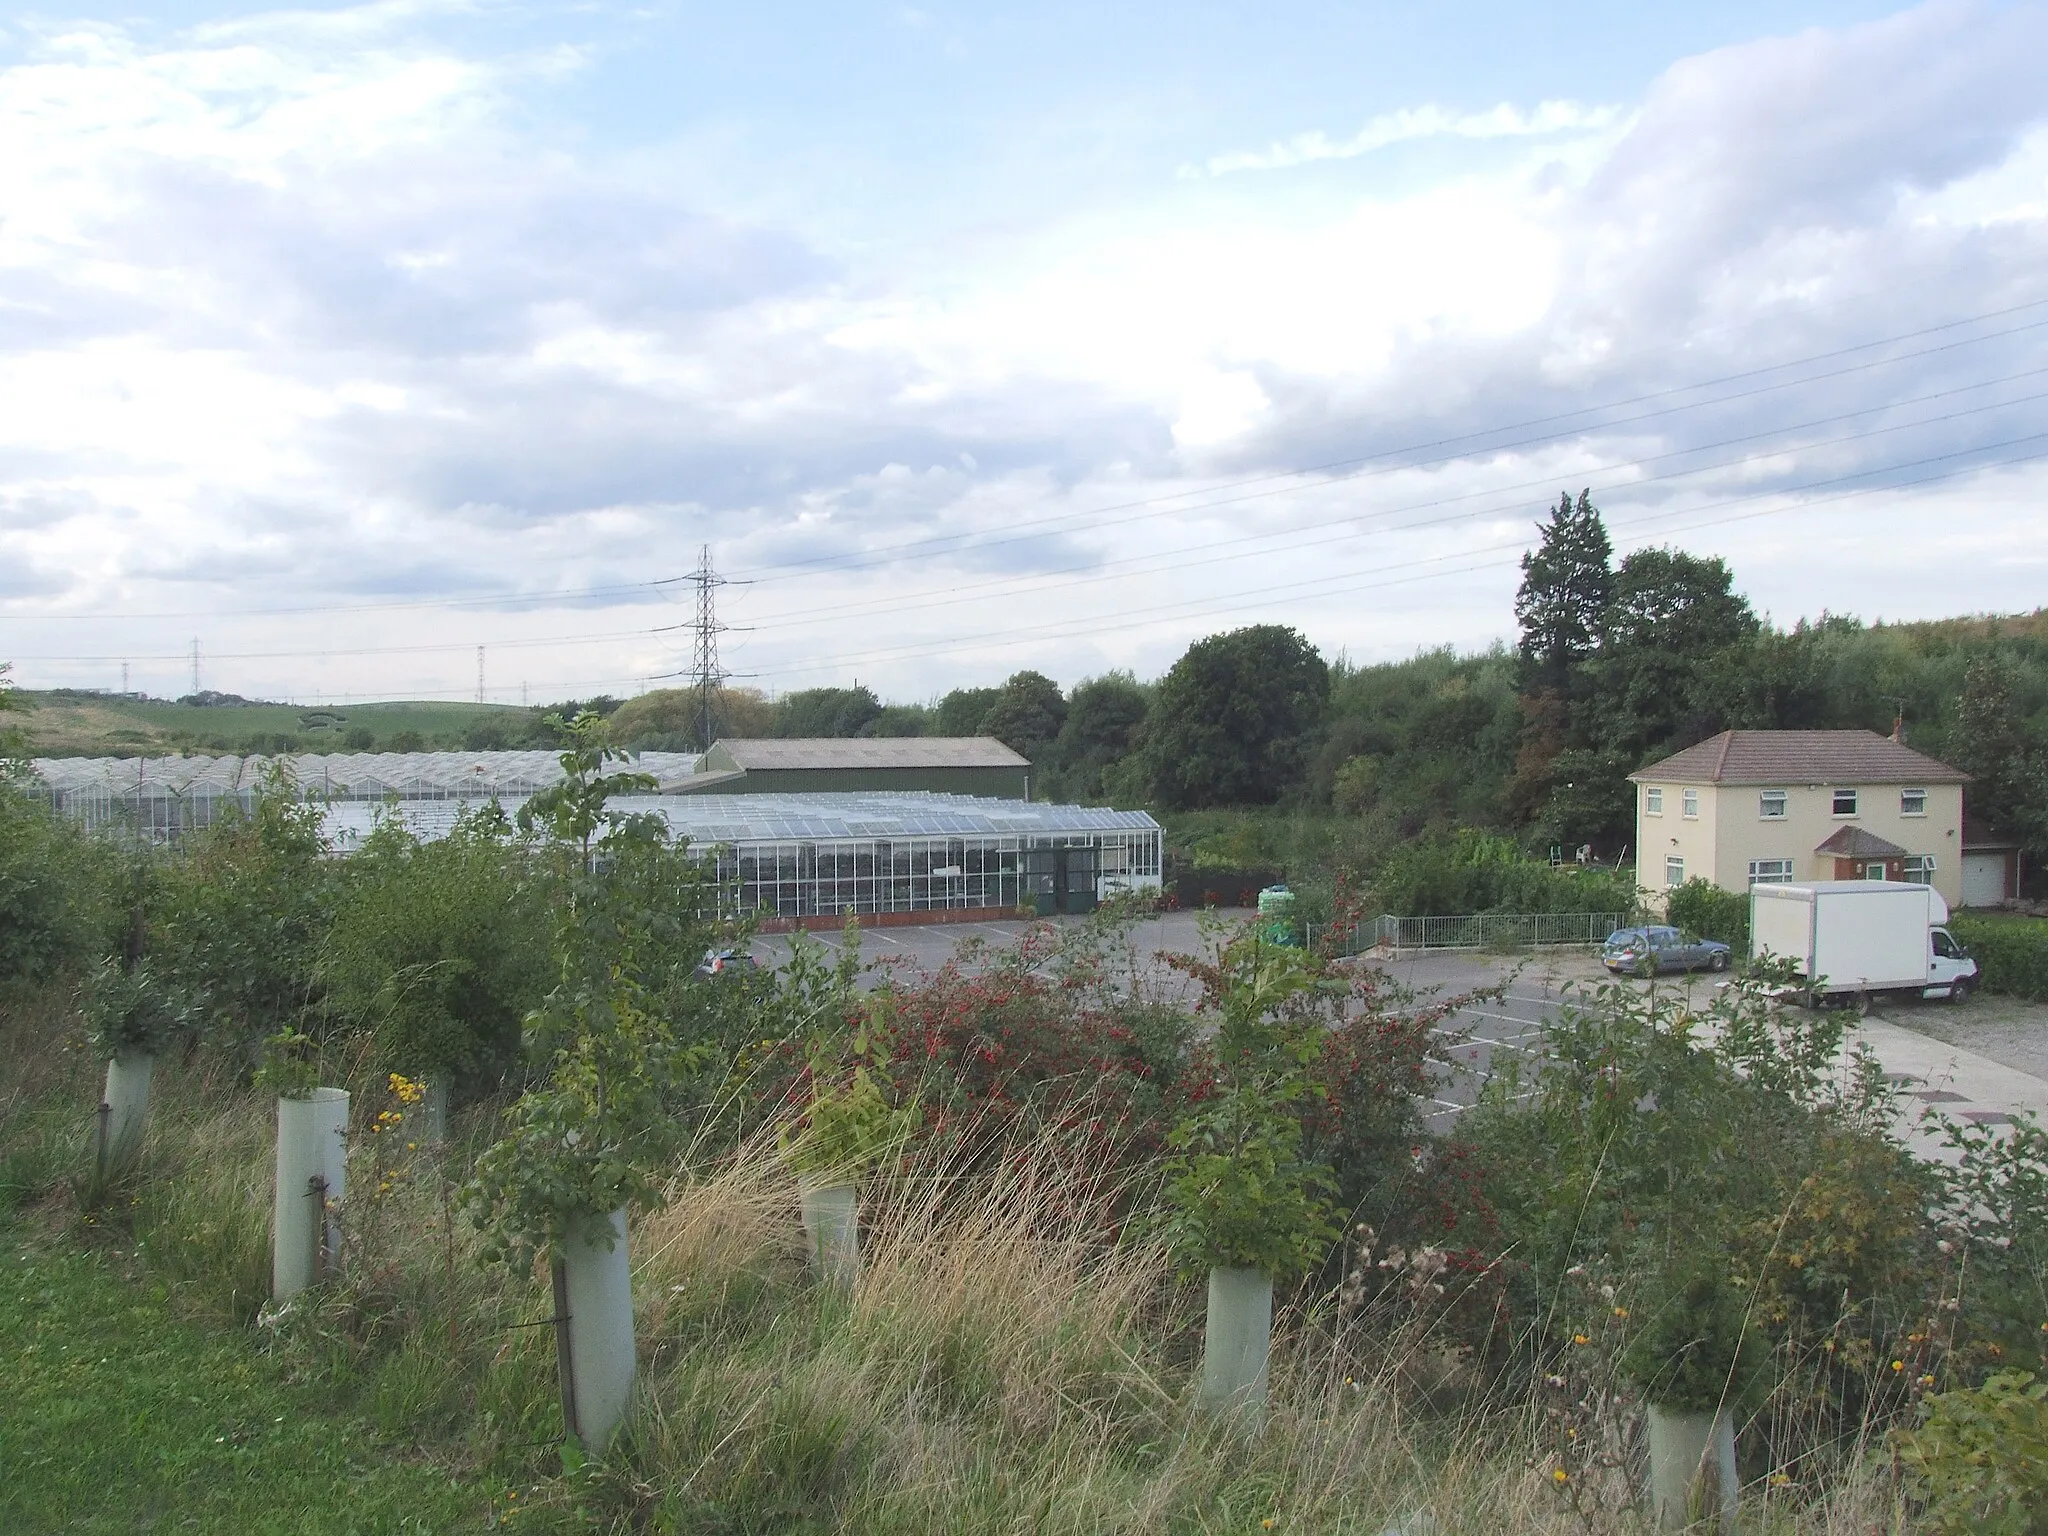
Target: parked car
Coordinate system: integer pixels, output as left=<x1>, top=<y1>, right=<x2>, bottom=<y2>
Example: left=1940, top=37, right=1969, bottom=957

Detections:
left=1601, top=926, right=1732, bottom=975
left=695, top=948, right=760, bottom=980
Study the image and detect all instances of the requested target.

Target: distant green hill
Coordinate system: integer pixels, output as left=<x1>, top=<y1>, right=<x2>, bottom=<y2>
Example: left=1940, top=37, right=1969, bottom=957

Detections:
left=9, top=691, right=544, bottom=758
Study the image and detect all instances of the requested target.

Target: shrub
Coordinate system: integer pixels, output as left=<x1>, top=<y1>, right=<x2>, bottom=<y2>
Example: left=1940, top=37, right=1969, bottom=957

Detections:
left=1665, top=877, right=1749, bottom=950
left=1371, top=829, right=1635, bottom=917
left=1949, top=914, right=2048, bottom=1002
left=0, top=778, right=120, bottom=983
left=1893, top=1370, right=2048, bottom=1535
left=319, top=805, right=548, bottom=1092
left=153, top=767, right=338, bottom=1067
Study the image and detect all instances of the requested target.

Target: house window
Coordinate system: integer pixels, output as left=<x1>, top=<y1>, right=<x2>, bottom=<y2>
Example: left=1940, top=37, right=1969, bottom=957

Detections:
left=1645, top=787, right=1663, bottom=815
left=1904, top=855, right=1935, bottom=885
left=1748, top=859, right=1795, bottom=884
left=1832, top=788, right=1859, bottom=816
left=1682, top=788, right=1699, bottom=819
left=1665, top=855, right=1685, bottom=887
left=1901, top=788, right=1927, bottom=816
left=1759, top=790, right=1787, bottom=819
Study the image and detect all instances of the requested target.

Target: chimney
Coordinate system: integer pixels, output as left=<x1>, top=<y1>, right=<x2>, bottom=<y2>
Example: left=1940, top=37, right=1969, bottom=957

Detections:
left=1890, top=712, right=1905, bottom=744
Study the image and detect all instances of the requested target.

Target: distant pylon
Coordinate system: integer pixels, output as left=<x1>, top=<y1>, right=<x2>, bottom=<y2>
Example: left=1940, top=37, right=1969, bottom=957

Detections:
left=476, top=645, right=486, bottom=705
left=190, top=639, right=200, bottom=695
left=690, top=545, right=728, bottom=752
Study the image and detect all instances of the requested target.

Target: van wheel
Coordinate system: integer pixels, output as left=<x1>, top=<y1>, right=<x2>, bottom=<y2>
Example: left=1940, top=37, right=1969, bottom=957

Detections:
left=1950, top=979, right=1974, bottom=1004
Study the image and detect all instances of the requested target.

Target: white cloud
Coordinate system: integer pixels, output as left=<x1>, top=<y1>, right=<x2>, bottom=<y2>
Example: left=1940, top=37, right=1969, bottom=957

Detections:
left=1185, top=99, right=1622, bottom=178
left=0, top=2, right=2046, bottom=705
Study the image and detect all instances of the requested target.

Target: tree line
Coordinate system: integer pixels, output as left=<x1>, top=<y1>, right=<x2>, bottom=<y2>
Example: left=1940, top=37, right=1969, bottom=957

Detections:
left=603, top=492, right=2048, bottom=876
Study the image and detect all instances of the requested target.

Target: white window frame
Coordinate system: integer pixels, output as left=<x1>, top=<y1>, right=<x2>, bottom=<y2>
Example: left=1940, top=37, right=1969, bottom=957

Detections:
left=1903, top=854, right=1936, bottom=885
left=1759, top=789, right=1787, bottom=819
left=1681, top=788, right=1700, bottom=819
left=1644, top=787, right=1663, bottom=816
left=1664, top=855, right=1685, bottom=887
left=1900, top=787, right=1927, bottom=816
left=1831, top=787, right=1859, bottom=817
left=1748, top=858, right=1795, bottom=884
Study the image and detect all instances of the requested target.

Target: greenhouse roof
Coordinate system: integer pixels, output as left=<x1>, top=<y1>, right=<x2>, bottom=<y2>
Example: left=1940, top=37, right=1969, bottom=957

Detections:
left=321, top=791, right=1158, bottom=849
left=620, top=792, right=1158, bottom=843
left=29, top=748, right=703, bottom=800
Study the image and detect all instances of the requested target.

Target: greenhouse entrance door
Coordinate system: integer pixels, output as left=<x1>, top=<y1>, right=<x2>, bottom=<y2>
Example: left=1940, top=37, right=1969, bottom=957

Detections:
left=1025, top=846, right=1099, bottom=917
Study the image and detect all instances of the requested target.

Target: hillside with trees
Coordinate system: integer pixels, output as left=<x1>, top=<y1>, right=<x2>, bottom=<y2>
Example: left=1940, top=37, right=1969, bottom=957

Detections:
left=14, top=494, right=2048, bottom=900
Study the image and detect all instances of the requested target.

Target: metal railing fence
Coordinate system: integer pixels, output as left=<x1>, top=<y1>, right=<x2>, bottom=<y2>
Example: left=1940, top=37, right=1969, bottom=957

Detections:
left=1306, top=911, right=1633, bottom=956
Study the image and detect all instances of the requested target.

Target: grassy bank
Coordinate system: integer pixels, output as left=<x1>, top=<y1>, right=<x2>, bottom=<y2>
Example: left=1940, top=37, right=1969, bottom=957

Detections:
left=1, top=973, right=1934, bottom=1534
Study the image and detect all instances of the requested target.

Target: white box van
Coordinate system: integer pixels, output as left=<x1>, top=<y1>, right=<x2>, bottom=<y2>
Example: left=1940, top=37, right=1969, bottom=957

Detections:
left=1749, top=880, right=1977, bottom=1007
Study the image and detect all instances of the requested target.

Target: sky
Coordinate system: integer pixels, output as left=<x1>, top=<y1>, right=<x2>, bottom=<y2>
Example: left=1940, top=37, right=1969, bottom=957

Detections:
left=1, top=0, right=2045, bottom=706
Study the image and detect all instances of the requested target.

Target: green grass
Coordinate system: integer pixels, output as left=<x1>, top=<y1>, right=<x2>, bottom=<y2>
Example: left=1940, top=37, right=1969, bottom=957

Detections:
left=0, top=1224, right=513, bottom=1533
left=13, top=692, right=539, bottom=757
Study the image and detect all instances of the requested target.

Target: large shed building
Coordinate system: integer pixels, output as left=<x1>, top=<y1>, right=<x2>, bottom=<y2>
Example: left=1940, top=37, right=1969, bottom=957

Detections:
left=679, top=737, right=1032, bottom=799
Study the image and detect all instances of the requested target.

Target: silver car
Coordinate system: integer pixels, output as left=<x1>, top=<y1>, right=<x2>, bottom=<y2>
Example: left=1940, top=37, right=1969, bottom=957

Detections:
left=1602, top=926, right=1732, bottom=976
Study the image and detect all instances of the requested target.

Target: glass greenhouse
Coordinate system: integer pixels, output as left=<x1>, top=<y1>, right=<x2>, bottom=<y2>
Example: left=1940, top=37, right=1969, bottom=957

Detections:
left=25, top=753, right=1162, bottom=918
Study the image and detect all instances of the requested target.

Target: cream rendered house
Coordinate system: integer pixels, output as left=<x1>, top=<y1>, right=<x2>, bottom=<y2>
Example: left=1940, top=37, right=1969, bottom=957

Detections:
left=1628, top=730, right=1967, bottom=910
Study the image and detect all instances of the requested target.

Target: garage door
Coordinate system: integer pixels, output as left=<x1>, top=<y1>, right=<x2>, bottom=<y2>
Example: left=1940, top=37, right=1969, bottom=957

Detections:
left=1962, top=851, right=2008, bottom=907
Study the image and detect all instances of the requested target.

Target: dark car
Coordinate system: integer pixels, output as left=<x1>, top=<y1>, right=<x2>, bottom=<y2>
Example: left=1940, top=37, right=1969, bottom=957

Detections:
left=695, top=948, right=760, bottom=980
left=1601, top=925, right=1732, bottom=976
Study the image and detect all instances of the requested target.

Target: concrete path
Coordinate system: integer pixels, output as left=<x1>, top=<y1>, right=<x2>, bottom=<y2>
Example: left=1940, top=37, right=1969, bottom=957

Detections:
left=1857, top=1016, right=2048, bottom=1163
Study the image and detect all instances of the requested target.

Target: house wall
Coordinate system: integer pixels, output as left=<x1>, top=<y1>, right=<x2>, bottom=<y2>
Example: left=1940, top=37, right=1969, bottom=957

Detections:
left=1637, top=781, right=1720, bottom=906
left=1635, top=777, right=1962, bottom=907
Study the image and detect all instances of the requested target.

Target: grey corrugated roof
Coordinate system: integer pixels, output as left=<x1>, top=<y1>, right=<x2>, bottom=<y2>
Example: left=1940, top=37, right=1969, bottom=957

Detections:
left=1628, top=731, right=1967, bottom=786
left=1814, top=825, right=1910, bottom=858
left=712, top=737, right=1029, bottom=770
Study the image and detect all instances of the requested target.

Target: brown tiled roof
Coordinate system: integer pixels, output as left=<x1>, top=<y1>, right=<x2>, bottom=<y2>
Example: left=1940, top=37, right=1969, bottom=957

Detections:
left=1628, top=730, right=1967, bottom=785
left=1814, top=825, right=1910, bottom=859
left=712, top=736, right=1030, bottom=770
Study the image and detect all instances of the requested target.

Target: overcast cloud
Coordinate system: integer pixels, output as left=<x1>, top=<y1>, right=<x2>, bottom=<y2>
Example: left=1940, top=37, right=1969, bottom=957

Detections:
left=1, top=0, right=2045, bottom=704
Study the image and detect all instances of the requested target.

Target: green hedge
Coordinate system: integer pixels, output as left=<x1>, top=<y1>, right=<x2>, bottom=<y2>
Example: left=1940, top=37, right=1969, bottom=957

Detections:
left=1949, top=914, right=2048, bottom=1002
left=1665, top=878, right=1750, bottom=951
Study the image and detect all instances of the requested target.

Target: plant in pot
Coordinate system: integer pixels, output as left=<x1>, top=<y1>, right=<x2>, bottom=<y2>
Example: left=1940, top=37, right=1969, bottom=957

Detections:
left=464, top=709, right=720, bottom=1455
left=257, top=1026, right=349, bottom=1302
left=778, top=997, right=920, bottom=1288
left=1158, top=933, right=1341, bottom=1428
left=1620, top=1260, right=1766, bottom=1532
left=81, top=957, right=190, bottom=1177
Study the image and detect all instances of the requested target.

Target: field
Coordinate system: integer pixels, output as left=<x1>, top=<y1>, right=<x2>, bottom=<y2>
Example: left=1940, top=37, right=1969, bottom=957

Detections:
left=8, top=692, right=540, bottom=758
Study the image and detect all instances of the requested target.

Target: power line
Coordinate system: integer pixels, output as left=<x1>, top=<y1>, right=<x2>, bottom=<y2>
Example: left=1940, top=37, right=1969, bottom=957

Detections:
left=748, top=434, right=2048, bottom=679
left=690, top=545, right=727, bottom=752
left=10, top=298, right=2046, bottom=631
left=724, top=371, right=2048, bottom=633
left=718, top=300, right=2048, bottom=588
